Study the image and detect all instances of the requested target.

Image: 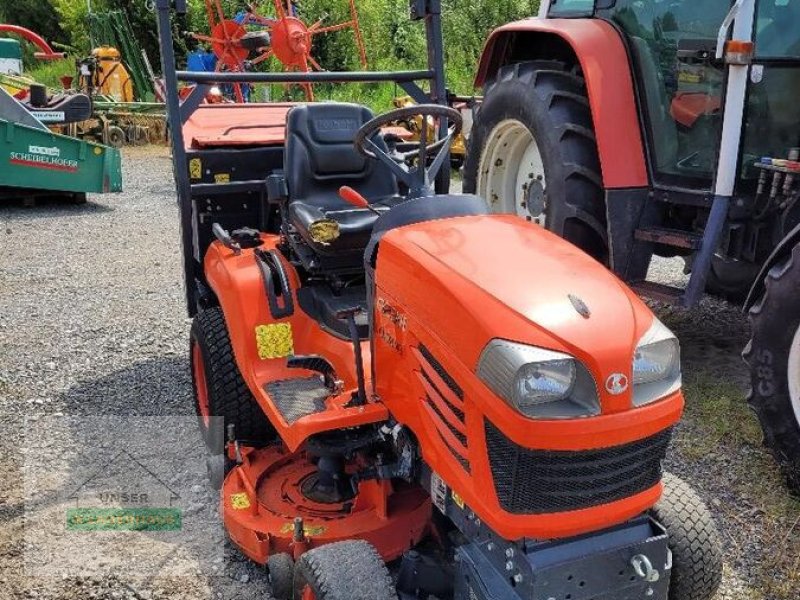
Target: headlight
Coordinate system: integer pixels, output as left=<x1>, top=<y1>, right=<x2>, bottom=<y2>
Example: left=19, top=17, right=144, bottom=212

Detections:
left=477, top=340, right=600, bottom=419
left=632, top=318, right=681, bottom=406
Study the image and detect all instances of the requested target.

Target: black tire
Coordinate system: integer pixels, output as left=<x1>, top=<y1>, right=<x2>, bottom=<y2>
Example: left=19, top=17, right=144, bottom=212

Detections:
left=190, top=307, right=276, bottom=453
left=743, top=245, right=800, bottom=494
left=705, top=256, right=760, bottom=303
left=267, top=553, right=295, bottom=600
left=464, top=60, right=607, bottom=261
left=650, top=473, right=723, bottom=600
left=293, top=540, right=397, bottom=600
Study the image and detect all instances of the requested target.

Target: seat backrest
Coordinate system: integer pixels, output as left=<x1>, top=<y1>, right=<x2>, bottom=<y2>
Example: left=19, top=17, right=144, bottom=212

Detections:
left=284, top=103, right=399, bottom=211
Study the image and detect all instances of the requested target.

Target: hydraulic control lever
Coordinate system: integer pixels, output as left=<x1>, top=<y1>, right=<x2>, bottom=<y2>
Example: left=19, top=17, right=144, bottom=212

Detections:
left=335, top=305, right=368, bottom=406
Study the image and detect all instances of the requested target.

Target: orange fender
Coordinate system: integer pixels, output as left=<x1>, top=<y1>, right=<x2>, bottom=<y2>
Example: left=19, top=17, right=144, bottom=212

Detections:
left=203, top=236, right=388, bottom=451
left=475, top=18, right=648, bottom=189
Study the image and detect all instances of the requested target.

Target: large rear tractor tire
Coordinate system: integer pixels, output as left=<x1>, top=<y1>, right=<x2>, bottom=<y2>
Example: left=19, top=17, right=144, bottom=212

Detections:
left=293, top=540, right=397, bottom=600
left=464, top=60, right=607, bottom=261
left=744, top=245, right=800, bottom=494
left=651, top=473, right=723, bottom=600
left=190, top=307, right=276, bottom=454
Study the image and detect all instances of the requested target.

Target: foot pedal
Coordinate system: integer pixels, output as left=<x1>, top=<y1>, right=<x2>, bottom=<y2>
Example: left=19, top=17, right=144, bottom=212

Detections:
left=634, top=227, right=702, bottom=250
left=631, top=280, right=685, bottom=304
left=266, top=377, right=330, bottom=425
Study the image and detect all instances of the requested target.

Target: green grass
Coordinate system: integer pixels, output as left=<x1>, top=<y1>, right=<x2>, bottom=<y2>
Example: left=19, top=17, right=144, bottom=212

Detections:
left=23, top=58, right=74, bottom=90
left=680, top=374, right=763, bottom=458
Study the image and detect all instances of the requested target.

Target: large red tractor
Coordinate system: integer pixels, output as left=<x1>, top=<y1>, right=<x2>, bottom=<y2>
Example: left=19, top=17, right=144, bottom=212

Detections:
left=466, top=0, right=800, bottom=493
left=156, top=0, right=723, bottom=598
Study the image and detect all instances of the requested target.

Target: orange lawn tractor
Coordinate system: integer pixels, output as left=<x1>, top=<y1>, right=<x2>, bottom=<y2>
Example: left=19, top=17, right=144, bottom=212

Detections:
left=156, top=1, right=723, bottom=599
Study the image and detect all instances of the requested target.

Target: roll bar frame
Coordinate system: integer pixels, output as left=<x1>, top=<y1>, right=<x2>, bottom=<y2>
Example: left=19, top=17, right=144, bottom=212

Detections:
left=154, top=0, right=451, bottom=314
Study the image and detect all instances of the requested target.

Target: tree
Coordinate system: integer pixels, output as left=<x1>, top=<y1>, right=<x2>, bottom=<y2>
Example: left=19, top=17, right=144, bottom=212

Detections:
left=0, top=0, right=68, bottom=47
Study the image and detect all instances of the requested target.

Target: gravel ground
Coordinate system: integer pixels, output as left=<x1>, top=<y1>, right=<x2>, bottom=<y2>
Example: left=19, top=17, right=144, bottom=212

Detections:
left=0, top=146, right=797, bottom=599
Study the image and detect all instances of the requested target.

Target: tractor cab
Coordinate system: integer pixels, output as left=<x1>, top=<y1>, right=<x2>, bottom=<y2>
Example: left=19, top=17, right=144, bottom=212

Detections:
left=590, top=0, right=800, bottom=196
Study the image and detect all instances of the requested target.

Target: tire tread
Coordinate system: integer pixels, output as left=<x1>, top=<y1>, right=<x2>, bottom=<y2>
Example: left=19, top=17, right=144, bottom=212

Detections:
left=744, top=245, right=800, bottom=493
left=293, top=540, right=396, bottom=600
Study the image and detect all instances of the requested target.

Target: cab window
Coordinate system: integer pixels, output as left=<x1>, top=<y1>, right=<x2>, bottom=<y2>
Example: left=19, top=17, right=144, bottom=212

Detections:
left=548, top=0, right=595, bottom=16
left=755, top=0, right=800, bottom=58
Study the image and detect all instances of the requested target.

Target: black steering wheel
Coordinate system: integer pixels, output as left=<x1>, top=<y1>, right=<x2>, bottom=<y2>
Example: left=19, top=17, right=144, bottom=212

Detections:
left=354, top=104, right=463, bottom=198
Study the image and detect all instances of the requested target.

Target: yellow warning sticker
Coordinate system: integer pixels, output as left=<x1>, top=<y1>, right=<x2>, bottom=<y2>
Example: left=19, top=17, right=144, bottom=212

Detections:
left=189, top=158, right=202, bottom=179
left=452, top=491, right=465, bottom=509
left=279, top=522, right=326, bottom=536
left=255, top=323, right=294, bottom=360
left=230, top=493, right=251, bottom=510
left=214, top=173, right=231, bottom=184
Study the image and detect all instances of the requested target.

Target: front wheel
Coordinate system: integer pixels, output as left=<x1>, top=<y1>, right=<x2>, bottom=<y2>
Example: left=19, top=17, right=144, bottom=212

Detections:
left=651, top=473, right=723, bottom=600
left=464, top=60, right=607, bottom=261
left=293, top=540, right=397, bottom=600
left=744, top=245, right=800, bottom=493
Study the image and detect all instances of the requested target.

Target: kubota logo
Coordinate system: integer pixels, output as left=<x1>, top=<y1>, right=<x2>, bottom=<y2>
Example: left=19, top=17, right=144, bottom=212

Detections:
left=605, top=373, right=629, bottom=395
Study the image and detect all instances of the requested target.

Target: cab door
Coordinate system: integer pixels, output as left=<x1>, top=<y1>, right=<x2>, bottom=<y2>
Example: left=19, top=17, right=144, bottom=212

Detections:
left=596, top=0, right=734, bottom=191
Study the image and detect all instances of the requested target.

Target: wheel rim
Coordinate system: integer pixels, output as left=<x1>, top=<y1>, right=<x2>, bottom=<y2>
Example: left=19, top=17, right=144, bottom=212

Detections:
left=476, top=119, right=546, bottom=224
left=787, top=325, right=800, bottom=428
left=192, top=341, right=211, bottom=428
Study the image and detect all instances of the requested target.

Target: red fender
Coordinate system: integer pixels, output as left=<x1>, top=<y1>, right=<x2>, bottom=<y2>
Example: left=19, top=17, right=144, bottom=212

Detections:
left=475, top=18, right=648, bottom=189
left=0, top=24, right=65, bottom=60
left=203, top=234, right=388, bottom=451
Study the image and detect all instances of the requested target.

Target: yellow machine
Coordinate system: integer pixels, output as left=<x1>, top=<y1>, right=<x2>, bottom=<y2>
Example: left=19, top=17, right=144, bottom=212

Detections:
left=79, top=46, right=134, bottom=103
left=391, top=95, right=469, bottom=168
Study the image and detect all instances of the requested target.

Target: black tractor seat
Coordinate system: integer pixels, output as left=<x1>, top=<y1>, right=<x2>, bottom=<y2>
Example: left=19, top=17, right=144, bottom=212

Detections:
left=288, top=196, right=401, bottom=256
left=283, top=102, right=401, bottom=273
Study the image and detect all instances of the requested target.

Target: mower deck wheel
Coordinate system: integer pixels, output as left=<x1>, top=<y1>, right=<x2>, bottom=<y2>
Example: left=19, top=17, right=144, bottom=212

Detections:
left=293, top=540, right=397, bottom=600
left=267, top=553, right=295, bottom=600
left=190, top=307, right=276, bottom=453
left=651, top=473, right=723, bottom=600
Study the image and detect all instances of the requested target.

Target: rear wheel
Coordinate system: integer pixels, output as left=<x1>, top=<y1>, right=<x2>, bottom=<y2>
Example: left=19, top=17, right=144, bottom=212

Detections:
left=464, top=60, right=607, bottom=261
left=651, top=473, right=723, bottom=600
left=293, top=540, right=396, bottom=600
left=744, top=245, right=800, bottom=493
left=190, top=307, right=276, bottom=453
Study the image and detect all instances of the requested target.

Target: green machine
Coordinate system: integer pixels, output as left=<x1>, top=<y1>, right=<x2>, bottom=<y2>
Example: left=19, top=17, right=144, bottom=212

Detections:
left=0, top=86, right=122, bottom=201
left=0, top=38, right=22, bottom=75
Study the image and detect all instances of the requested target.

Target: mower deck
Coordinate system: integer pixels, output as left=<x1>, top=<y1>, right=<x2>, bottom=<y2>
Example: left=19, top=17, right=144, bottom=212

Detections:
left=223, top=446, right=431, bottom=564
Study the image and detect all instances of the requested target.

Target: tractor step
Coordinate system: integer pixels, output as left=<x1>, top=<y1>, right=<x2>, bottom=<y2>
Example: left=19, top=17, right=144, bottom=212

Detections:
left=265, top=376, right=330, bottom=425
left=631, top=280, right=685, bottom=304
left=634, top=227, right=703, bottom=250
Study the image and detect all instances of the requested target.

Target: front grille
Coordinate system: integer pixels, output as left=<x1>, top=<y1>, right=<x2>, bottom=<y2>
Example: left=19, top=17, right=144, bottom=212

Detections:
left=485, top=421, right=672, bottom=514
